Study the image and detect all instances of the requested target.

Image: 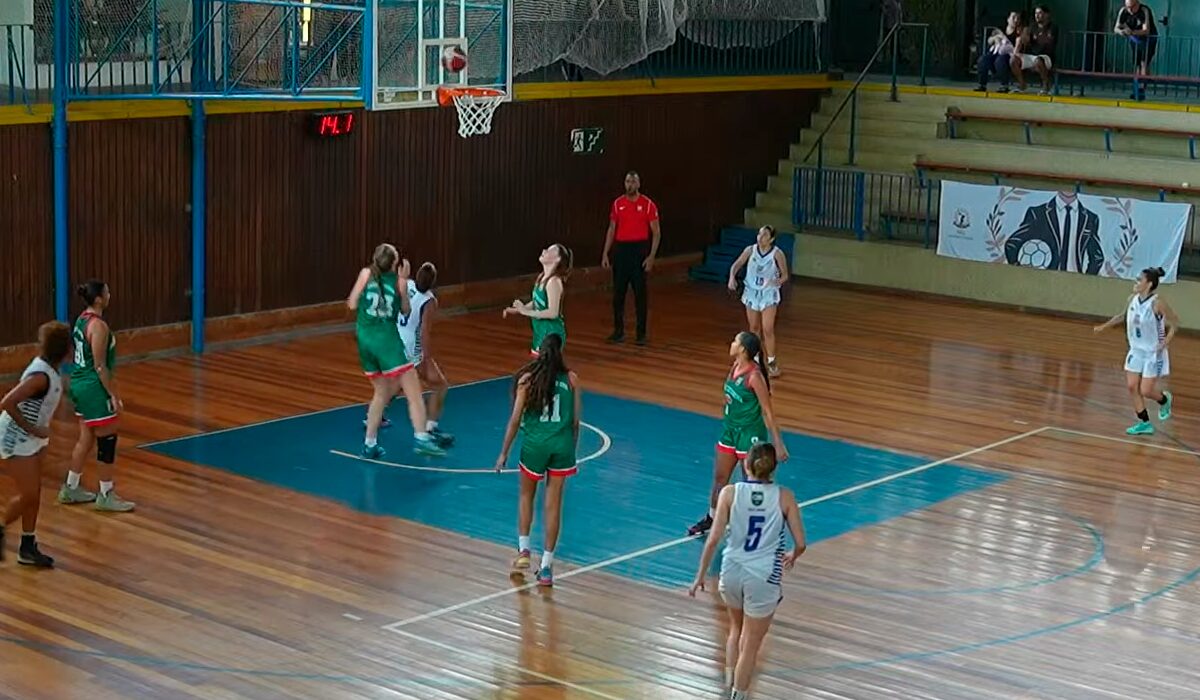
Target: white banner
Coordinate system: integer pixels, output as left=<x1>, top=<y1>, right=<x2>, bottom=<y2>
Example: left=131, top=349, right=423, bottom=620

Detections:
left=937, top=181, right=1189, bottom=282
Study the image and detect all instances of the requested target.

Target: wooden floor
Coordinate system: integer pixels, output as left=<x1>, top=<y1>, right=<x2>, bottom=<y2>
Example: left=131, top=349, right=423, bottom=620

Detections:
left=2, top=280, right=1200, bottom=699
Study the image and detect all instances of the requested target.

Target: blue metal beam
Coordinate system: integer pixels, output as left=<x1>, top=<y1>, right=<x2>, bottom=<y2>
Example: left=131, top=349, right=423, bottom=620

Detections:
left=53, top=0, right=70, bottom=321
left=191, top=100, right=206, bottom=353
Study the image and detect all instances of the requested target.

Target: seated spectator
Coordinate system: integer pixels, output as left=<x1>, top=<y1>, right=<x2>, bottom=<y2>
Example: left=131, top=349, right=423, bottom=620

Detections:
left=1012, top=5, right=1056, bottom=95
left=975, top=12, right=1025, bottom=94
left=1115, top=0, right=1158, bottom=99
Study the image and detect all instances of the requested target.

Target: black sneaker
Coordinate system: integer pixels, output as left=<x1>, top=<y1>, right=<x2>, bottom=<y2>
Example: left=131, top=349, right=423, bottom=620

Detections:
left=606, top=332, right=625, bottom=344
left=18, top=542, right=54, bottom=568
left=687, top=514, right=714, bottom=537
left=0, top=525, right=5, bottom=562
left=363, top=416, right=393, bottom=429
left=430, top=427, right=455, bottom=448
left=635, top=336, right=648, bottom=346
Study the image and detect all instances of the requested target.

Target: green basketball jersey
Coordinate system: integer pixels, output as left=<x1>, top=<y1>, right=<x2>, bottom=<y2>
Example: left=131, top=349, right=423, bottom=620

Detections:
left=722, top=367, right=763, bottom=431
left=530, top=280, right=566, bottom=351
left=357, top=271, right=400, bottom=329
left=70, top=311, right=115, bottom=382
left=520, top=374, right=576, bottom=449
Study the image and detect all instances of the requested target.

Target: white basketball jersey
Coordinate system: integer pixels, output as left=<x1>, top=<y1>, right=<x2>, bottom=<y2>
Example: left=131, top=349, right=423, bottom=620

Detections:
left=721, top=481, right=787, bottom=584
left=398, top=280, right=434, bottom=361
left=0, top=357, right=63, bottom=458
left=744, top=246, right=781, bottom=293
left=1126, top=294, right=1163, bottom=353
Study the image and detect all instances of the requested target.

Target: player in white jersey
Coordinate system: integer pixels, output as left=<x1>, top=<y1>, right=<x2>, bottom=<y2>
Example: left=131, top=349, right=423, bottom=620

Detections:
left=372, top=262, right=454, bottom=446
left=728, top=226, right=788, bottom=377
left=0, top=321, right=73, bottom=567
left=1094, top=266, right=1179, bottom=436
left=689, top=443, right=806, bottom=700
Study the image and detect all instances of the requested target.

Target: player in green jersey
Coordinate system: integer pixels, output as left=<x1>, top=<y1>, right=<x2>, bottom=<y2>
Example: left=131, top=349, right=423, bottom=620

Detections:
left=504, top=244, right=572, bottom=356
left=59, top=280, right=135, bottom=512
left=688, top=331, right=788, bottom=537
left=347, top=244, right=445, bottom=459
left=495, top=333, right=580, bottom=588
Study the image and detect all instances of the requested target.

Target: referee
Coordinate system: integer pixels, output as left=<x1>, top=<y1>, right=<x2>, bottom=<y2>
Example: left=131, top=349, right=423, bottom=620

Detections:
left=602, top=171, right=661, bottom=345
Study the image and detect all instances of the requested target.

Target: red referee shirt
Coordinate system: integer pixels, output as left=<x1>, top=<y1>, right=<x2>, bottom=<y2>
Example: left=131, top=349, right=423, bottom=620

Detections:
left=610, top=194, right=659, bottom=243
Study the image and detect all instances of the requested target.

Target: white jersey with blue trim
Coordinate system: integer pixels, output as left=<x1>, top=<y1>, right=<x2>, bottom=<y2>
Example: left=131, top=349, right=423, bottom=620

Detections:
left=721, top=481, right=787, bottom=584
left=1126, top=293, right=1164, bottom=353
left=0, top=357, right=63, bottom=459
left=397, top=279, right=434, bottom=362
left=743, top=245, right=781, bottom=293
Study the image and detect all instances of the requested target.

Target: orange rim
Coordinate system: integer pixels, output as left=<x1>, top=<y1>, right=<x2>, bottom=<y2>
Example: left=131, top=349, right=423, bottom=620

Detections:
left=436, top=85, right=505, bottom=107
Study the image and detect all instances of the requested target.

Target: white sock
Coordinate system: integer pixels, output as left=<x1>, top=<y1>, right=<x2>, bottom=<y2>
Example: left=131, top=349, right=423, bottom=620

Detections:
left=768, top=356, right=776, bottom=363
left=66, top=471, right=81, bottom=489
left=731, top=690, right=750, bottom=700
left=709, top=507, right=716, bottom=519
left=518, top=536, right=530, bottom=552
left=725, top=667, right=734, bottom=687
left=540, top=551, right=555, bottom=569
left=426, top=420, right=438, bottom=432
left=99, top=480, right=113, bottom=496
left=365, top=436, right=377, bottom=448
left=415, top=431, right=431, bottom=441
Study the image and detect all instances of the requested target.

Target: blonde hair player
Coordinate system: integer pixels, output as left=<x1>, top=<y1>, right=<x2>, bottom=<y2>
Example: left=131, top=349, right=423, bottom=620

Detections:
left=1094, top=266, right=1179, bottom=436
left=689, top=442, right=806, bottom=700
left=727, top=226, right=788, bottom=377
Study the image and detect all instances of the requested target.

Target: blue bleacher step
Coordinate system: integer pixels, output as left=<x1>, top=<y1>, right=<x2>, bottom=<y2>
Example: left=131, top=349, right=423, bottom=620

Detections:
left=692, top=226, right=797, bottom=284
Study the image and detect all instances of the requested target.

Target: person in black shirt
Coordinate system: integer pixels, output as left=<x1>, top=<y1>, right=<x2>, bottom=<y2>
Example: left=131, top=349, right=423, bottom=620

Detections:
left=1012, top=5, right=1056, bottom=95
left=1115, top=0, right=1158, bottom=91
left=975, top=11, right=1025, bottom=93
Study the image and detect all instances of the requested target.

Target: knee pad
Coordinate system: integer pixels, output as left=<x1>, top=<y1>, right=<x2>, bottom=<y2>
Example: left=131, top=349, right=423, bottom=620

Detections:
left=96, top=434, right=117, bottom=464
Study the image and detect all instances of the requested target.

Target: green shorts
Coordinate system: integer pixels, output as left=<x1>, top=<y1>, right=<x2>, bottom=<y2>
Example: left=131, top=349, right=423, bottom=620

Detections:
left=69, top=379, right=118, bottom=428
left=518, top=443, right=578, bottom=481
left=357, top=328, right=412, bottom=378
left=717, top=422, right=769, bottom=459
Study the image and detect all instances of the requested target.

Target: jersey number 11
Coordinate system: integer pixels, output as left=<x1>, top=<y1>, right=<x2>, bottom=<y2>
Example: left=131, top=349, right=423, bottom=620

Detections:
left=540, top=395, right=562, bottom=423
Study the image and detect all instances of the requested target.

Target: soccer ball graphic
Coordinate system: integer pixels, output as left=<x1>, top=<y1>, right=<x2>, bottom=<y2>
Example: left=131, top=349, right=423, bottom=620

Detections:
left=1017, top=239, right=1053, bottom=268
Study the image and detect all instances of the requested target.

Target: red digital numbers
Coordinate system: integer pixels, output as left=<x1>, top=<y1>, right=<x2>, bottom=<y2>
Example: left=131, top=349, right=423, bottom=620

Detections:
left=314, top=111, right=355, bottom=138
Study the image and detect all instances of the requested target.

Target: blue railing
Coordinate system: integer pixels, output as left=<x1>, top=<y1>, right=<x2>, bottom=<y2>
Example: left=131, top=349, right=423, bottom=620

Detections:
left=1058, top=30, right=1200, bottom=100
left=793, top=166, right=940, bottom=246
left=2, top=24, right=40, bottom=106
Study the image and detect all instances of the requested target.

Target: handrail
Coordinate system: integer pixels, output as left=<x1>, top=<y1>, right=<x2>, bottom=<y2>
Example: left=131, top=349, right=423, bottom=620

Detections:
left=802, top=19, right=901, bottom=165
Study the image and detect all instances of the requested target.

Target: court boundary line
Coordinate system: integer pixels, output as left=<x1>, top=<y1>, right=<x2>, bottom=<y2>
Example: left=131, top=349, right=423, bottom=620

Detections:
left=1045, top=426, right=1200, bottom=458
left=138, top=375, right=508, bottom=449
left=328, top=421, right=613, bottom=473
left=382, top=425, right=1052, bottom=633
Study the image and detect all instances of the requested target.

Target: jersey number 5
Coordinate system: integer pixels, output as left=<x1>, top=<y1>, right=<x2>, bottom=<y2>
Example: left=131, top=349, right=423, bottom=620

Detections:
left=744, top=515, right=766, bottom=552
left=540, top=395, right=562, bottom=423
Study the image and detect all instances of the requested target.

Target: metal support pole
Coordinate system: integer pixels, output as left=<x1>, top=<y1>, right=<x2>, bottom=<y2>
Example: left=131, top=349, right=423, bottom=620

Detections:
left=53, top=0, right=70, bottom=321
left=191, top=100, right=207, bottom=353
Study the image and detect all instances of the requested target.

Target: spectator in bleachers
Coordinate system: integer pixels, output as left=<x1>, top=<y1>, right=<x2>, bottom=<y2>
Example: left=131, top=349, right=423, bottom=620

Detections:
left=1011, top=5, right=1056, bottom=95
left=1115, top=0, right=1158, bottom=99
left=975, top=12, right=1025, bottom=94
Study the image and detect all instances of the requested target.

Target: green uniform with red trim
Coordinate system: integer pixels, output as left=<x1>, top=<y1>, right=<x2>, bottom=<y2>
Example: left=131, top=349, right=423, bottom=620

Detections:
left=717, top=366, right=769, bottom=458
left=530, top=281, right=566, bottom=355
left=518, top=373, right=577, bottom=480
left=68, top=311, right=118, bottom=426
left=356, top=271, right=411, bottom=376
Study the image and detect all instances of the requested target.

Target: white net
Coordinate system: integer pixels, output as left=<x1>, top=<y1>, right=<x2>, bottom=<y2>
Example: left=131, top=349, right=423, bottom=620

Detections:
left=513, top=0, right=826, bottom=77
left=444, top=89, right=505, bottom=137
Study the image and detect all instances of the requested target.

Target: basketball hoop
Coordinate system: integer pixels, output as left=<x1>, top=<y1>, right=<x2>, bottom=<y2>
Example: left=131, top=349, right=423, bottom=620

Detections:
left=437, top=86, right=505, bottom=138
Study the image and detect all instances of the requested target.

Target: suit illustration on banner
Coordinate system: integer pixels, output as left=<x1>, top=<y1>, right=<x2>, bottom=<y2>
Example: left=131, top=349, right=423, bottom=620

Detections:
left=1004, top=193, right=1104, bottom=274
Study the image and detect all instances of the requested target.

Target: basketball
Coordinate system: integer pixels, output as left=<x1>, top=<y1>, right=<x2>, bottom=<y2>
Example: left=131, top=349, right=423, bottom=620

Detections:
left=441, top=45, right=467, bottom=73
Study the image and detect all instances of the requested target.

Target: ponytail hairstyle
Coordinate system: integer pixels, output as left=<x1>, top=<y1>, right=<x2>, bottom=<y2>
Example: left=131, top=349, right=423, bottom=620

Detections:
left=76, top=279, right=107, bottom=308
left=514, top=333, right=568, bottom=416
left=541, top=244, right=574, bottom=285
left=745, top=442, right=779, bottom=482
left=735, top=330, right=771, bottom=394
left=1142, top=266, right=1166, bottom=291
left=369, top=244, right=399, bottom=286
left=415, top=262, right=438, bottom=293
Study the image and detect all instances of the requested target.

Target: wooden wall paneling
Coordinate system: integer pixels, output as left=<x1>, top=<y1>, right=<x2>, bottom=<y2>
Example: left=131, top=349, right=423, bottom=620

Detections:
left=0, top=124, right=54, bottom=346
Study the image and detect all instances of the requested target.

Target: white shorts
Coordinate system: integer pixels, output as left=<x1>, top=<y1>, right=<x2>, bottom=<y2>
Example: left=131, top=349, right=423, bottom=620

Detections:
left=1018, top=54, right=1052, bottom=70
left=742, top=287, right=781, bottom=312
left=1125, top=349, right=1169, bottom=378
left=719, top=570, right=782, bottom=618
left=0, top=431, right=48, bottom=460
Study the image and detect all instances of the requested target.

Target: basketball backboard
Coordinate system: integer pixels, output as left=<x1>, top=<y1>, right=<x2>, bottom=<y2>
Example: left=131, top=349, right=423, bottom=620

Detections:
left=368, top=0, right=512, bottom=110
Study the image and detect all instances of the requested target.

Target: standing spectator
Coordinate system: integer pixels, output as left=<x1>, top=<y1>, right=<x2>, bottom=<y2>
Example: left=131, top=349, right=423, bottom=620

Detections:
left=1012, top=5, right=1056, bottom=95
left=602, top=171, right=660, bottom=345
left=975, top=11, right=1025, bottom=93
left=1116, top=0, right=1158, bottom=100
